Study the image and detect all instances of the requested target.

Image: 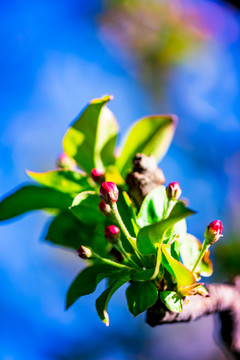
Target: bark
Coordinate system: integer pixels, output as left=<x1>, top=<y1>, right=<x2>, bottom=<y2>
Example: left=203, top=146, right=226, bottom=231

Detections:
left=126, top=153, right=165, bottom=207
left=146, top=279, right=240, bottom=358
left=127, top=154, right=240, bottom=359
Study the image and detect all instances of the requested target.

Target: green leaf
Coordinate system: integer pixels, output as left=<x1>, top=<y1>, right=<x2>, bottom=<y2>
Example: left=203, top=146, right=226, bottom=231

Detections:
left=27, top=169, right=92, bottom=194
left=45, top=211, right=93, bottom=250
left=0, top=185, right=73, bottom=222
left=70, top=191, right=105, bottom=225
left=180, top=234, right=213, bottom=277
left=63, top=95, right=118, bottom=173
left=137, top=185, right=168, bottom=228
left=126, top=281, right=158, bottom=317
left=131, top=268, right=155, bottom=281
left=116, top=114, right=177, bottom=177
left=66, top=264, right=122, bottom=309
left=162, top=244, right=196, bottom=288
left=137, top=202, right=195, bottom=255
left=160, top=291, right=182, bottom=313
left=96, top=271, right=131, bottom=326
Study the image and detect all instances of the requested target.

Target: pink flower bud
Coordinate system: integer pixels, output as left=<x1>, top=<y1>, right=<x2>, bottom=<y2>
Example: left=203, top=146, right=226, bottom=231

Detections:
left=166, top=181, right=182, bottom=200
left=99, top=200, right=112, bottom=217
left=91, top=168, right=105, bottom=184
left=104, top=225, right=120, bottom=243
left=56, top=152, right=76, bottom=170
left=77, top=246, right=92, bottom=259
left=204, top=220, right=223, bottom=244
left=100, top=182, right=119, bottom=204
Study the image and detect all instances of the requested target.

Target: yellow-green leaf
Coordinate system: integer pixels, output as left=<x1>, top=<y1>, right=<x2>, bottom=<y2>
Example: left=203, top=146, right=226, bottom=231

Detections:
left=27, top=169, right=92, bottom=194
left=63, top=95, right=118, bottom=173
left=162, top=244, right=196, bottom=289
left=116, top=114, right=177, bottom=177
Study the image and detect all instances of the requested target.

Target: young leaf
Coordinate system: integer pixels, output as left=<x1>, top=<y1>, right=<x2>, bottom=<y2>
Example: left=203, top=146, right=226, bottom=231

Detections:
left=137, top=185, right=168, bottom=228
left=137, top=202, right=195, bottom=255
left=70, top=191, right=105, bottom=225
left=116, top=114, right=177, bottom=177
left=27, top=169, right=92, bottom=194
left=126, top=281, right=158, bottom=317
left=66, top=264, right=122, bottom=309
left=0, top=185, right=73, bottom=222
left=162, top=244, right=196, bottom=288
left=180, top=234, right=213, bottom=277
left=62, top=95, right=118, bottom=173
left=160, top=291, right=182, bottom=313
left=96, top=271, right=131, bottom=326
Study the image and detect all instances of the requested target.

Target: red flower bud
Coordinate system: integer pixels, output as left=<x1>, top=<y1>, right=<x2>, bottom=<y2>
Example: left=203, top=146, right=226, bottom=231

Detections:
left=204, top=220, right=223, bottom=244
left=100, top=182, right=119, bottom=204
left=77, top=246, right=92, bottom=259
left=104, top=225, right=120, bottom=243
left=166, top=181, right=182, bottom=200
left=99, top=200, right=112, bottom=217
left=91, top=168, right=105, bottom=184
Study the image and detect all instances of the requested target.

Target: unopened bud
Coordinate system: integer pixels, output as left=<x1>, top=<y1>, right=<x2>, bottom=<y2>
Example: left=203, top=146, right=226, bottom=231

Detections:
left=91, top=168, right=105, bottom=184
left=99, top=200, right=112, bottom=217
left=166, top=181, right=182, bottom=200
left=204, top=220, right=223, bottom=244
left=104, top=225, right=120, bottom=243
left=77, top=246, right=92, bottom=259
left=57, top=152, right=76, bottom=170
left=100, top=182, right=119, bottom=204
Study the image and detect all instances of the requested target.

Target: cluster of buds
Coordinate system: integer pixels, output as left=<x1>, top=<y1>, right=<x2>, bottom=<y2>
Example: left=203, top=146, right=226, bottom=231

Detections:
left=98, top=182, right=119, bottom=216
left=204, top=220, right=223, bottom=245
left=91, top=168, right=105, bottom=184
left=166, top=181, right=182, bottom=201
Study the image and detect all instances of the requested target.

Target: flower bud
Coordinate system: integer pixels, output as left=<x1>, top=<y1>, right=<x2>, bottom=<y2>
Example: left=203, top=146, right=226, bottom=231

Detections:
left=77, top=246, right=92, bottom=259
left=166, top=181, right=182, bottom=201
left=99, top=200, right=112, bottom=217
left=104, top=225, right=120, bottom=243
left=100, top=182, right=119, bottom=204
left=204, top=220, right=223, bottom=244
left=56, top=152, right=76, bottom=170
left=91, top=168, right=105, bottom=184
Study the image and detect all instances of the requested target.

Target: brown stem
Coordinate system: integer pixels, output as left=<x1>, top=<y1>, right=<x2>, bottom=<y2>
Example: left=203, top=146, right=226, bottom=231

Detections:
left=146, top=278, right=240, bottom=358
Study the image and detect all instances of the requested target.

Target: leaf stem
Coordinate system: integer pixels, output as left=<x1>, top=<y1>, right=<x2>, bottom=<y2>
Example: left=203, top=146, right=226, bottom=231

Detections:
left=110, top=202, right=143, bottom=264
left=115, top=241, right=142, bottom=270
left=191, top=240, right=209, bottom=273
left=164, top=199, right=175, bottom=219
left=150, top=245, right=162, bottom=280
left=92, top=252, right=130, bottom=269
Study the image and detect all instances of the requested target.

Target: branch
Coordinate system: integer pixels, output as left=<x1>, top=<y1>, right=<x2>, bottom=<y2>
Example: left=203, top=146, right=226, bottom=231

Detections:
left=146, top=278, right=240, bottom=358
left=126, top=153, right=165, bottom=207
left=126, top=154, right=240, bottom=358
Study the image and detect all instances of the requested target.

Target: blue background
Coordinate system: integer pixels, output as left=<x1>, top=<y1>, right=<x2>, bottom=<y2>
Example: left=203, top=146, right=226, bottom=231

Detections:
left=0, top=0, right=240, bottom=359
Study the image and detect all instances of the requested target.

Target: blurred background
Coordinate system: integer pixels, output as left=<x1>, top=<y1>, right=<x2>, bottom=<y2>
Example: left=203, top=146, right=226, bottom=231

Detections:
left=0, top=0, right=240, bottom=359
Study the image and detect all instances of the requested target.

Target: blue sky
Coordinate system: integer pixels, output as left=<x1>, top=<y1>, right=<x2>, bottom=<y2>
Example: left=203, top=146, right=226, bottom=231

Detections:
left=0, top=0, right=240, bottom=359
